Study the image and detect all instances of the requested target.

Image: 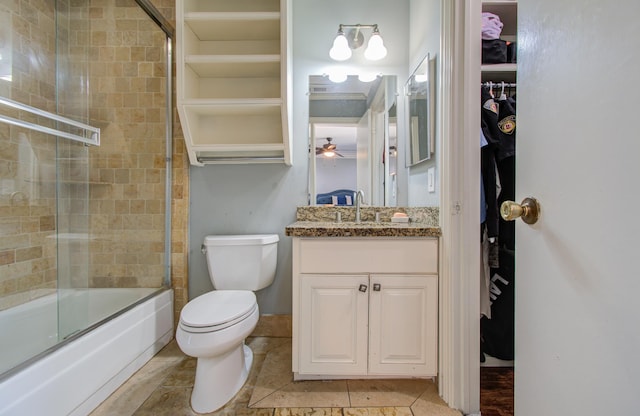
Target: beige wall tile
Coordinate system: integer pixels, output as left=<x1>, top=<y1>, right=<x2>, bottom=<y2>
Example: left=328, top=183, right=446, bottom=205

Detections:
left=15, top=246, right=42, bottom=262
left=0, top=250, right=16, bottom=266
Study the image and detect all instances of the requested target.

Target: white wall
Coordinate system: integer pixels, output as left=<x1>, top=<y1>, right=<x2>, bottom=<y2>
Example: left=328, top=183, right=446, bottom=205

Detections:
left=188, top=0, right=410, bottom=314
left=316, top=157, right=357, bottom=194
left=407, top=0, right=441, bottom=207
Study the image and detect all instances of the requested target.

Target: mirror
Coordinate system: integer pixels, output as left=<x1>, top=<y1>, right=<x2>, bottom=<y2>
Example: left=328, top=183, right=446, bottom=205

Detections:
left=308, top=75, right=398, bottom=206
left=406, top=53, right=432, bottom=166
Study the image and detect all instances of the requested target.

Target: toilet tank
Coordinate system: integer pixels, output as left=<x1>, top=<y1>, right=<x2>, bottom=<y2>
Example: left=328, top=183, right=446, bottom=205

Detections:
left=203, top=234, right=279, bottom=290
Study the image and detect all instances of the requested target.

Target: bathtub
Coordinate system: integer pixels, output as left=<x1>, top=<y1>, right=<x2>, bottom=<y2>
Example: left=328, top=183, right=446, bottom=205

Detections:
left=0, top=288, right=174, bottom=416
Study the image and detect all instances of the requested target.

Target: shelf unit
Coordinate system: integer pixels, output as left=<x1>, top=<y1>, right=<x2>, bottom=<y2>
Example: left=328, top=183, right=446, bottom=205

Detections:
left=482, top=1, right=517, bottom=83
left=176, top=0, right=292, bottom=166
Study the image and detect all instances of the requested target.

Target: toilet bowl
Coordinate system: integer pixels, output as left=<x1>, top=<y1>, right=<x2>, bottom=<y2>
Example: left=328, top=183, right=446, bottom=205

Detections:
left=176, top=291, right=259, bottom=413
left=175, top=234, right=278, bottom=413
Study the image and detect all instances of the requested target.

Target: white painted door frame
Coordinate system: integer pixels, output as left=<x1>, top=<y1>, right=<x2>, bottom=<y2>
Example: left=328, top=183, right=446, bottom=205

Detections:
left=437, top=0, right=481, bottom=414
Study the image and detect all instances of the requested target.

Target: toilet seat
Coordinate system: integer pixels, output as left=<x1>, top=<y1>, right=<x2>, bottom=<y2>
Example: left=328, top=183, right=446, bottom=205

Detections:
left=179, top=290, right=257, bottom=333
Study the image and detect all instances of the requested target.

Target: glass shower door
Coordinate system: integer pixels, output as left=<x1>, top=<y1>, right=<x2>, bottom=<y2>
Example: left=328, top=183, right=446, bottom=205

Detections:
left=0, top=95, right=99, bottom=371
left=55, top=138, right=91, bottom=340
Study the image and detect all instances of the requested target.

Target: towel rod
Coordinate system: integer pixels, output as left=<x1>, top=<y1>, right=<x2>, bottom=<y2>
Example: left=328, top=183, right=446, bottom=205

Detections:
left=482, top=82, right=517, bottom=88
left=0, top=96, right=100, bottom=146
left=197, top=156, right=286, bottom=164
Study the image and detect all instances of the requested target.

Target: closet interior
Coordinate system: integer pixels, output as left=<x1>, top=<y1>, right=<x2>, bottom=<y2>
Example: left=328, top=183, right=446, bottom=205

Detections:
left=480, top=0, right=517, bottom=368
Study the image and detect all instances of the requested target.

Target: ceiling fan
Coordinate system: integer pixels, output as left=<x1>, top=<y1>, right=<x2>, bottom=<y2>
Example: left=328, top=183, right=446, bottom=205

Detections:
left=315, top=137, right=343, bottom=157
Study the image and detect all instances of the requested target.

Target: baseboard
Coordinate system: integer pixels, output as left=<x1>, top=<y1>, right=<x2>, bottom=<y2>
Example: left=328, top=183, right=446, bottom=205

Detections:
left=251, top=314, right=292, bottom=338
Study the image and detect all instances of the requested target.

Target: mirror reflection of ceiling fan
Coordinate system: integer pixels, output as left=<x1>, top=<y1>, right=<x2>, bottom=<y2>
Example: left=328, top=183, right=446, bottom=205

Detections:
left=315, top=137, right=343, bottom=157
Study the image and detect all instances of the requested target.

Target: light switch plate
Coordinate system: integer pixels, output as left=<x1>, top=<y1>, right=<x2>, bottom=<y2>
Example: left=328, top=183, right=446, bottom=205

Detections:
left=427, top=167, right=435, bottom=193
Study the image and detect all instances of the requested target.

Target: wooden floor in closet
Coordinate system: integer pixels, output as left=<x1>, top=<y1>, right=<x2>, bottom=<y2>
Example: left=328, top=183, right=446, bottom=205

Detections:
left=480, top=367, right=514, bottom=416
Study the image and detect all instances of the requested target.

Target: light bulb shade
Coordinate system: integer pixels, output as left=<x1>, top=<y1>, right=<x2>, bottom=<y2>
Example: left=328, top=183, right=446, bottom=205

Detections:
left=364, top=33, right=387, bottom=61
left=329, top=33, right=352, bottom=61
left=327, top=70, right=348, bottom=83
left=323, top=150, right=336, bottom=158
left=358, top=72, right=378, bottom=82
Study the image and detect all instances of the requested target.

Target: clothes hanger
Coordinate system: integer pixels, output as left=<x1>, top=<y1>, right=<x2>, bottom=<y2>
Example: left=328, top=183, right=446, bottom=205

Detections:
left=499, top=81, right=507, bottom=100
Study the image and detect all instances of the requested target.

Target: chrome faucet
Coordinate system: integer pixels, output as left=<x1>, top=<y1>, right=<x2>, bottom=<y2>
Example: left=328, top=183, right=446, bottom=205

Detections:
left=355, top=190, right=365, bottom=223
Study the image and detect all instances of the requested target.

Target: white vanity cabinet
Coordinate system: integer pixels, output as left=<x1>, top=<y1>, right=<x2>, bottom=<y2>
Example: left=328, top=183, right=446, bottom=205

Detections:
left=292, top=237, right=438, bottom=379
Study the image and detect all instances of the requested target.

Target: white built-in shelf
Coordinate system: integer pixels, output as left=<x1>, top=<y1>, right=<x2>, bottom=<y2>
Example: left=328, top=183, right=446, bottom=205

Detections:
left=176, top=0, right=292, bottom=166
left=481, top=63, right=516, bottom=73
left=481, top=63, right=517, bottom=83
left=481, top=1, right=517, bottom=83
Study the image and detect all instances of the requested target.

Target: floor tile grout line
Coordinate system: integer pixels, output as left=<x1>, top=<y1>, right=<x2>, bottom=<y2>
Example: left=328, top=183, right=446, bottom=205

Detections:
left=248, top=379, right=296, bottom=409
left=128, top=356, right=190, bottom=416
left=345, top=379, right=352, bottom=408
left=407, top=385, right=426, bottom=411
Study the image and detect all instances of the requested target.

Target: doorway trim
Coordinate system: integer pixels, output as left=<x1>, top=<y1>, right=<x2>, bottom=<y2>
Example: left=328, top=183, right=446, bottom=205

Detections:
left=438, top=0, right=481, bottom=414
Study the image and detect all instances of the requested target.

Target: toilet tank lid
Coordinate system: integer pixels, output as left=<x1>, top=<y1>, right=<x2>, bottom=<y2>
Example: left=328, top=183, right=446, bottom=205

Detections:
left=204, top=234, right=279, bottom=246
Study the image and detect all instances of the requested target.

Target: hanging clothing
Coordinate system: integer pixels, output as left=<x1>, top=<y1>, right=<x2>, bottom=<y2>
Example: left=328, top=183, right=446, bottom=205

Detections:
left=496, top=95, right=516, bottom=162
left=480, top=227, right=492, bottom=318
left=479, top=84, right=517, bottom=361
left=480, top=129, right=488, bottom=224
left=481, top=87, right=500, bottom=239
left=481, top=247, right=515, bottom=360
left=497, top=156, right=516, bottom=249
left=481, top=87, right=501, bottom=146
left=496, top=94, right=517, bottom=249
left=480, top=129, right=491, bottom=318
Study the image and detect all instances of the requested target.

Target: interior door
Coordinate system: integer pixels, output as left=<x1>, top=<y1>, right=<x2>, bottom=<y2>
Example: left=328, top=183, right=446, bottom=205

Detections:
left=515, top=1, right=640, bottom=414
left=356, top=110, right=371, bottom=201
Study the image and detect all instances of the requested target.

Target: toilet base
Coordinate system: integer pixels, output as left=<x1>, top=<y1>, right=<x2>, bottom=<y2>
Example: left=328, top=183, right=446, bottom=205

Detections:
left=190, top=342, right=253, bottom=414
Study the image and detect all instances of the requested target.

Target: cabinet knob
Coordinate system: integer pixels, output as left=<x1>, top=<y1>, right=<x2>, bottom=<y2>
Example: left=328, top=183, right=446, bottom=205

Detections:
left=373, top=283, right=381, bottom=291
left=359, top=284, right=368, bottom=293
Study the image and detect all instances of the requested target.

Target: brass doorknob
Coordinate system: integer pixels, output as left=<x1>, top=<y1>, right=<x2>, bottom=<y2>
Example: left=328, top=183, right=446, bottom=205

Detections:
left=500, top=197, right=540, bottom=224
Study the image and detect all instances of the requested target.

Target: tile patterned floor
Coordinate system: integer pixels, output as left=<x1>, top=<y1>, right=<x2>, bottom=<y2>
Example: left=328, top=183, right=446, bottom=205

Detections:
left=90, top=337, right=462, bottom=416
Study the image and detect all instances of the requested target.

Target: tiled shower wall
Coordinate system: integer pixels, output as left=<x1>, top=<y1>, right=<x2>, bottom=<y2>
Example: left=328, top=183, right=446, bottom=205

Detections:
left=86, top=0, right=168, bottom=289
left=85, top=0, right=189, bottom=319
left=0, top=0, right=189, bottom=321
left=0, top=0, right=59, bottom=309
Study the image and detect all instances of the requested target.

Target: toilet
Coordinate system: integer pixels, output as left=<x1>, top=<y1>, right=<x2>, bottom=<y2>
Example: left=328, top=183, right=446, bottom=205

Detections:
left=176, top=234, right=279, bottom=413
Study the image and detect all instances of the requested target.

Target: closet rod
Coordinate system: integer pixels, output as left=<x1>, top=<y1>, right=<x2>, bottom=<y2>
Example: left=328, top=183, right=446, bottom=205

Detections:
left=482, top=82, right=517, bottom=88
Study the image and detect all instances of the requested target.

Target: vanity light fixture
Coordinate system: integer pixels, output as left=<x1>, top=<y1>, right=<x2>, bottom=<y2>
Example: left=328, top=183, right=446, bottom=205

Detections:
left=358, top=72, right=379, bottom=82
left=327, top=70, right=348, bottom=83
left=329, top=24, right=387, bottom=61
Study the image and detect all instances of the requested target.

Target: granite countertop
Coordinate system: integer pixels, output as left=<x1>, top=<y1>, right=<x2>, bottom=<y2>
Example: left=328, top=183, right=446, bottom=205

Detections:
left=285, top=221, right=441, bottom=237
left=285, top=206, right=441, bottom=238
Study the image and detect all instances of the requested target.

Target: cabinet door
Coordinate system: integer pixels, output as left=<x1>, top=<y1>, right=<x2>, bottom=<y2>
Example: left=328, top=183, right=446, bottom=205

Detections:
left=299, top=274, right=369, bottom=375
left=368, top=274, right=438, bottom=376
